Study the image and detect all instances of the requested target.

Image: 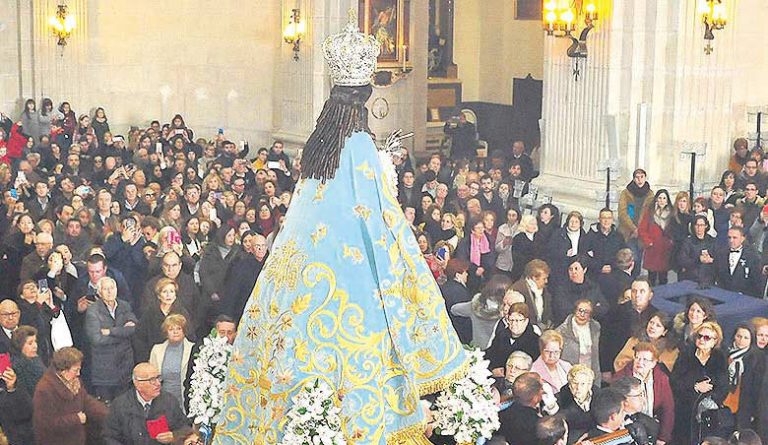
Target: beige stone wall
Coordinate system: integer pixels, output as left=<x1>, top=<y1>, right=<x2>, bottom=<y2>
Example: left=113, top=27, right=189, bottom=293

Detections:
left=2, top=0, right=281, bottom=146
left=454, top=0, right=544, bottom=105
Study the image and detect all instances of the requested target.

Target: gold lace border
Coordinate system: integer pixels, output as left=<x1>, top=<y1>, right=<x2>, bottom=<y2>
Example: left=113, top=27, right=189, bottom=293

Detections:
left=386, top=421, right=432, bottom=445
left=416, top=357, right=471, bottom=397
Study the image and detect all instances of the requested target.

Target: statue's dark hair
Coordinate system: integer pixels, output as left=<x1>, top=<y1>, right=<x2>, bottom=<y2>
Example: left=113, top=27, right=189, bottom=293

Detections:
left=300, top=85, right=373, bottom=181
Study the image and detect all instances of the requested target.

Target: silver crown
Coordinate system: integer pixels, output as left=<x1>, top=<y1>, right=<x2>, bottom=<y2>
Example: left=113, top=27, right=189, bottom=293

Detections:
left=323, top=10, right=380, bottom=86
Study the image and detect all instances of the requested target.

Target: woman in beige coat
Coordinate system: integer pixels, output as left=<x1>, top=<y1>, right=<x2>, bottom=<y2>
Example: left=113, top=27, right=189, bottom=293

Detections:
left=149, top=314, right=194, bottom=412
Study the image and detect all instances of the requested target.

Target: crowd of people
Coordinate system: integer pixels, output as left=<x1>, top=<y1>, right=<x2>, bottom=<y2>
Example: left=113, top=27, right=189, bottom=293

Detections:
left=0, top=96, right=767, bottom=445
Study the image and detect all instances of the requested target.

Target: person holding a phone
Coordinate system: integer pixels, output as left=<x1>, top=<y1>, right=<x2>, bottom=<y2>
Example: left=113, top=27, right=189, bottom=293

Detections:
left=0, top=365, right=34, bottom=445
left=671, top=321, right=728, bottom=445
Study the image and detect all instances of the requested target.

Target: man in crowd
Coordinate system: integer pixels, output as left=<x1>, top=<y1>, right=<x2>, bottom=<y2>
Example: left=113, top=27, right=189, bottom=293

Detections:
left=223, top=231, right=269, bottom=323
left=19, top=231, right=53, bottom=282
left=618, top=169, right=654, bottom=265
left=714, top=226, right=763, bottom=297
left=499, top=372, right=543, bottom=445
left=105, top=362, right=190, bottom=444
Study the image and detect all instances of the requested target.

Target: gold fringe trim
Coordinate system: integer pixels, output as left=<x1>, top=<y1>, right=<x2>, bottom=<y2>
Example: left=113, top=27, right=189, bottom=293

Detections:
left=386, top=422, right=433, bottom=445
left=416, top=357, right=471, bottom=397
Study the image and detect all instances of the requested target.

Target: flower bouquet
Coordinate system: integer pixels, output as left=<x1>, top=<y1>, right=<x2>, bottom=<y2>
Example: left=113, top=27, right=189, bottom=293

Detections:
left=279, top=379, right=347, bottom=445
left=431, top=348, right=500, bottom=444
left=187, top=336, right=233, bottom=441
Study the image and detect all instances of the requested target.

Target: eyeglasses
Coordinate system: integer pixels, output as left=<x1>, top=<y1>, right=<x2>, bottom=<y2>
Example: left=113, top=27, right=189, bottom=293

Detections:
left=697, top=334, right=717, bottom=342
left=0, top=311, right=20, bottom=317
left=576, top=308, right=592, bottom=315
left=507, top=317, right=527, bottom=324
left=627, top=391, right=645, bottom=398
left=542, top=349, right=561, bottom=355
left=135, top=375, right=163, bottom=384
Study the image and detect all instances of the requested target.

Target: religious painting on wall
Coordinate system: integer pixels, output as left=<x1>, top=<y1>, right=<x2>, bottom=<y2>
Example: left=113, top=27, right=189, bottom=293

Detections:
left=516, top=0, right=542, bottom=20
left=359, top=0, right=411, bottom=68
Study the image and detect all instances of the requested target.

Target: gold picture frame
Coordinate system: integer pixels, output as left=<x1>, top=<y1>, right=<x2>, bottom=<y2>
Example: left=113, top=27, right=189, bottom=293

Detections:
left=359, top=0, right=411, bottom=68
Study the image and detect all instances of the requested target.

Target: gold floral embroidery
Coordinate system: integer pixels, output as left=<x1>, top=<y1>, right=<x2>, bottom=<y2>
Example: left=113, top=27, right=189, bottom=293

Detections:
left=353, top=204, right=372, bottom=221
left=343, top=244, right=364, bottom=264
left=263, top=240, right=307, bottom=292
left=314, top=183, right=326, bottom=202
left=355, top=161, right=375, bottom=180
left=310, top=223, right=327, bottom=246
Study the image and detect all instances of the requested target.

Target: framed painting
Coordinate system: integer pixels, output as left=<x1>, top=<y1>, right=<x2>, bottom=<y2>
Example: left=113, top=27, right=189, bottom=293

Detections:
left=359, top=0, right=411, bottom=68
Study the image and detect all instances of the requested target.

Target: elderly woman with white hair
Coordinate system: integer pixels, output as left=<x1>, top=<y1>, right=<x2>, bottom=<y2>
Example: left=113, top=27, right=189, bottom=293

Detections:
left=84, top=276, right=138, bottom=402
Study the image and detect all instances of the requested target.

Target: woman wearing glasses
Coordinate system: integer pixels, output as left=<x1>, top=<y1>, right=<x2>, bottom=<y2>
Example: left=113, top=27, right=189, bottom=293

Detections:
left=671, top=321, right=728, bottom=445
left=485, top=302, right=540, bottom=376
left=556, top=299, right=602, bottom=386
left=531, top=330, right=573, bottom=395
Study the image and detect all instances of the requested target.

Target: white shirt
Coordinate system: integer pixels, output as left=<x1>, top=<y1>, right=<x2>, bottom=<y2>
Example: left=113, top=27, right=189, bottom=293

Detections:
left=525, top=277, right=544, bottom=322
left=729, top=248, right=743, bottom=275
left=2, top=326, right=13, bottom=340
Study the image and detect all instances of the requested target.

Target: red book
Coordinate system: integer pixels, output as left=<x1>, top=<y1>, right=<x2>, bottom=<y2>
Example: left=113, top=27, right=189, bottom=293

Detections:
left=0, top=353, right=10, bottom=373
left=146, top=415, right=170, bottom=439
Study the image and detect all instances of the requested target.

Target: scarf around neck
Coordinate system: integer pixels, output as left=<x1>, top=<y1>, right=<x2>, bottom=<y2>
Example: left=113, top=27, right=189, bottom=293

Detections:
left=627, top=180, right=651, bottom=198
left=470, top=233, right=490, bottom=266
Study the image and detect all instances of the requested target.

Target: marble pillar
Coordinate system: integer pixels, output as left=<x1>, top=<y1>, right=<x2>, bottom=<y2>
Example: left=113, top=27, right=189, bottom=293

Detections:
left=537, top=0, right=768, bottom=218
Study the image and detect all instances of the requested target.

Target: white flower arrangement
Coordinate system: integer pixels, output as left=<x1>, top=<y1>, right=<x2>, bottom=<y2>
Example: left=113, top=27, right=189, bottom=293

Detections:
left=279, top=379, right=347, bottom=445
left=187, top=336, right=233, bottom=426
left=432, top=349, right=500, bottom=444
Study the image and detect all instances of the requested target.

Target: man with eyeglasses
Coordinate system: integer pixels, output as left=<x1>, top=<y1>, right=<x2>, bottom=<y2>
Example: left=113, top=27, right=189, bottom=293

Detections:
left=610, top=376, right=660, bottom=445
left=735, top=180, right=764, bottom=230
left=222, top=231, right=269, bottom=323
left=613, top=343, right=673, bottom=445
left=105, top=362, right=190, bottom=445
left=0, top=300, right=21, bottom=354
left=736, top=159, right=766, bottom=193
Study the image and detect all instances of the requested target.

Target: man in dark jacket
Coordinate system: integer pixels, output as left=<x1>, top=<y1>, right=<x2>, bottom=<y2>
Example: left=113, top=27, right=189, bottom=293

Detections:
left=714, top=226, right=764, bottom=297
left=102, top=215, right=148, bottom=299
left=439, top=259, right=472, bottom=344
left=141, top=252, right=201, bottom=321
left=444, top=113, right=477, bottom=161
left=584, top=209, right=626, bottom=278
left=223, top=232, right=269, bottom=323
left=596, top=248, right=637, bottom=309
left=499, top=372, right=542, bottom=445
left=105, top=363, right=190, bottom=445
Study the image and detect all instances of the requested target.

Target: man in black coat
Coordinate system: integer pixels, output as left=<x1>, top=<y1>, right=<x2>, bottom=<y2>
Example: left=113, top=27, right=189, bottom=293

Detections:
left=584, top=209, right=627, bottom=279
left=600, top=278, right=657, bottom=379
left=0, top=300, right=20, bottom=354
left=105, top=363, right=190, bottom=445
left=586, top=388, right=632, bottom=442
left=499, top=372, right=542, bottom=445
left=183, top=316, right=237, bottom=414
left=222, top=232, right=269, bottom=323
left=714, top=226, right=764, bottom=297
left=612, top=376, right=660, bottom=445
left=596, top=248, right=637, bottom=308
left=444, top=113, right=477, bottom=161
left=398, top=170, right=420, bottom=210
left=477, top=176, right=504, bottom=221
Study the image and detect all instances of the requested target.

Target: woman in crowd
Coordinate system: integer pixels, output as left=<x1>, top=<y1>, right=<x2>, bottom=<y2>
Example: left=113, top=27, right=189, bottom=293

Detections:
left=160, top=200, right=183, bottom=231
left=531, top=329, right=573, bottom=394
left=719, top=170, right=742, bottom=206
left=723, top=323, right=765, bottom=431
left=36, top=98, right=55, bottom=142
left=182, top=216, right=204, bottom=262
left=436, top=212, right=460, bottom=249
left=672, top=321, right=728, bottom=445
left=485, top=302, right=540, bottom=375
left=677, top=215, right=717, bottom=285
left=556, top=364, right=598, bottom=440
left=494, top=207, right=520, bottom=278
left=91, top=107, right=110, bottom=143
left=56, top=101, right=77, bottom=148
left=551, top=256, right=608, bottom=325
left=511, top=214, right=539, bottom=281
left=547, top=210, right=586, bottom=286
left=0, top=214, right=35, bottom=296
left=417, top=232, right=443, bottom=281
left=16, top=280, right=55, bottom=365
left=709, top=186, right=730, bottom=245
left=255, top=200, right=279, bottom=236
left=198, top=226, right=239, bottom=335
left=133, top=278, right=193, bottom=363
left=450, top=275, right=510, bottom=350
left=668, top=191, right=693, bottom=273
left=149, top=314, right=194, bottom=412
left=420, top=205, right=443, bottom=242
left=638, top=189, right=674, bottom=285
left=33, top=347, right=108, bottom=445
left=614, top=311, right=680, bottom=374
left=75, top=114, right=94, bottom=139
left=674, top=297, right=717, bottom=344
left=556, top=299, right=602, bottom=385
left=19, top=99, right=38, bottom=140
left=536, top=203, right=560, bottom=249
left=11, top=325, right=46, bottom=394
left=455, top=218, right=496, bottom=294
left=752, top=317, right=768, bottom=350
left=481, top=210, right=497, bottom=245
left=84, top=276, right=137, bottom=402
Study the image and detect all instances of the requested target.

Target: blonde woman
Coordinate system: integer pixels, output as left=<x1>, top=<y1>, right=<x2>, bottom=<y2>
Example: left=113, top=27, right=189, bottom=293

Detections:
left=149, top=314, right=194, bottom=412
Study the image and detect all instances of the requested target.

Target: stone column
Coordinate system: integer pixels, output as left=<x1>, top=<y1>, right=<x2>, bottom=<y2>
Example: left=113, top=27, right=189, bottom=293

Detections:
left=537, top=0, right=768, bottom=218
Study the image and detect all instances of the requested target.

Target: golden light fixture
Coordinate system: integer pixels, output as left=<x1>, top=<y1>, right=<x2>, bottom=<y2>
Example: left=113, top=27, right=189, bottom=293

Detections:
left=542, top=0, right=598, bottom=58
left=698, top=0, right=727, bottom=54
left=283, top=8, right=305, bottom=61
left=49, top=4, right=76, bottom=46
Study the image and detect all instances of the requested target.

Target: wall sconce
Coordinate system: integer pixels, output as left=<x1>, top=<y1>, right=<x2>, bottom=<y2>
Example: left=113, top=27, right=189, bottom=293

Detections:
left=698, top=0, right=726, bottom=54
left=283, top=8, right=305, bottom=61
left=543, top=0, right=598, bottom=80
left=49, top=4, right=76, bottom=46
